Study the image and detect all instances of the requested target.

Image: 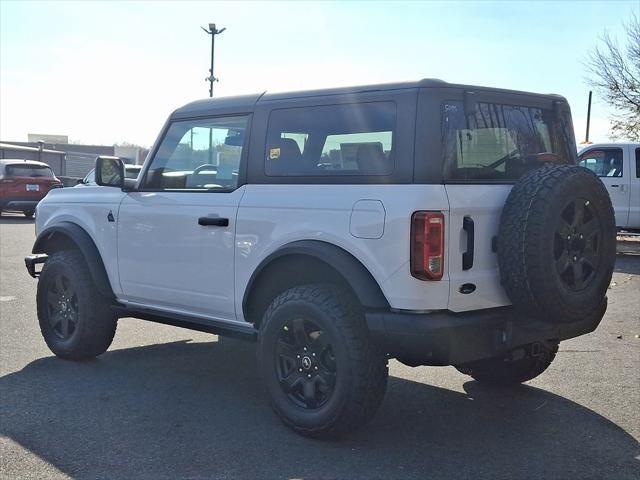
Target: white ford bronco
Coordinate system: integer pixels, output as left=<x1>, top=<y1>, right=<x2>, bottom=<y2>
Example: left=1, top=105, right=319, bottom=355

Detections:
left=25, top=79, right=616, bottom=438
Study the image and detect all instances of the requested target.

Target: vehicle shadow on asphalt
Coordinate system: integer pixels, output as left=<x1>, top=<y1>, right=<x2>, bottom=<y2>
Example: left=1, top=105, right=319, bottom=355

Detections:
left=614, top=252, right=640, bottom=275
left=1, top=338, right=637, bottom=480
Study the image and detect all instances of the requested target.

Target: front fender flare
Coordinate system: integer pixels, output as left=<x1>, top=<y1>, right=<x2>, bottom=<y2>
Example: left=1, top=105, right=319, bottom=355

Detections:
left=32, top=222, right=114, bottom=298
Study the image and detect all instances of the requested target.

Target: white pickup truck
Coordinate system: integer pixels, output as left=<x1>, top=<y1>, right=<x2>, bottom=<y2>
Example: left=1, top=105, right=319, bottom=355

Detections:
left=578, top=143, right=640, bottom=230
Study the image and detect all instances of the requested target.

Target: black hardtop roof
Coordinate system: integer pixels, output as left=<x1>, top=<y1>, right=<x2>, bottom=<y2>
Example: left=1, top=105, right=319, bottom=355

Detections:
left=172, top=78, right=567, bottom=119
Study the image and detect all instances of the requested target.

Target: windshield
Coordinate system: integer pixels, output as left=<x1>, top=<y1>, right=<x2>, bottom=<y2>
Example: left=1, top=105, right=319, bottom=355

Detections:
left=442, top=100, right=576, bottom=182
left=6, top=164, right=54, bottom=178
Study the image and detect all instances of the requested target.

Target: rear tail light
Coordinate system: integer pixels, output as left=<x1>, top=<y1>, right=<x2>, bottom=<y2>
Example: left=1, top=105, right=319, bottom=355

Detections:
left=411, top=211, right=445, bottom=281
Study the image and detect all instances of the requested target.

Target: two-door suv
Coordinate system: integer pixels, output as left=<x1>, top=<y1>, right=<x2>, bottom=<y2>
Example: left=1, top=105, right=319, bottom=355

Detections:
left=25, top=79, right=616, bottom=438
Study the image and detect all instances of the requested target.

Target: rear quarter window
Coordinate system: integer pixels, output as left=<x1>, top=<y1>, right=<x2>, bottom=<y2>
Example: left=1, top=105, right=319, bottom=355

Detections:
left=265, top=102, right=396, bottom=177
left=442, top=100, right=574, bottom=182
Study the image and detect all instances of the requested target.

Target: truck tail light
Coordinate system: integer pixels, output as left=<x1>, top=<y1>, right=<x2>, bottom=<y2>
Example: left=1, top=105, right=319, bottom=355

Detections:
left=411, top=211, right=444, bottom=281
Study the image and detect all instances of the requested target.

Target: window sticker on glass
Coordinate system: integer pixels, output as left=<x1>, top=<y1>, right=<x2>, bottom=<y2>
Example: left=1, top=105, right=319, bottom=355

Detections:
left=269, top=148, right=281, bottom=160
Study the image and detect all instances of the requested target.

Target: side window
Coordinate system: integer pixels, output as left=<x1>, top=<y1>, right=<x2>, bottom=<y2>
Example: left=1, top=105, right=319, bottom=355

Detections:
left=636, top=148, right=639, bottom=178
left=578, top=148, right=624, bottom=177
left=142, top=115, right=248, bottom=191
left=265, top=102, right=396, bottom=176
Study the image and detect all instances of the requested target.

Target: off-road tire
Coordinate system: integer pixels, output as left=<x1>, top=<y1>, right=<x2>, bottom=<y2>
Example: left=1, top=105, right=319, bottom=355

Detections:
left=498, top=164, right=616, bottom=323
left=456, top=340, right=559, bottom=386
left=257, top=284, right=388, bottom=438
left=37, top=250, right=117, bottom=360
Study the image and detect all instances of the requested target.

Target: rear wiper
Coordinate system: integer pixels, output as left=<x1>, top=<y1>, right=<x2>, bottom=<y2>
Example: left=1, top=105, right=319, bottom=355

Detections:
left=481, top=150, right=519, bottom=171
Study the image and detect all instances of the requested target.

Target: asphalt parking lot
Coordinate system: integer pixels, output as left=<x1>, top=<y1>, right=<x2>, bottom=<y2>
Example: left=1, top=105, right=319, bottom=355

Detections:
left=1, top=214, right=638, bottom=480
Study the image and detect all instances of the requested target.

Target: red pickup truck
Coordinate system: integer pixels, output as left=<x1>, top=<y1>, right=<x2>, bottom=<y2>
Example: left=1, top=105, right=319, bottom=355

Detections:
left=0, top=159, right=63, bottom=217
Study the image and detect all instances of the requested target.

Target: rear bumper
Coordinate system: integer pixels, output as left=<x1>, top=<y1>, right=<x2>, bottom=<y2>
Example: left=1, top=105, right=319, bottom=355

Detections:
left=365, top=304, right=604, bottom=366
left=0, top=196, right=42, bottom=211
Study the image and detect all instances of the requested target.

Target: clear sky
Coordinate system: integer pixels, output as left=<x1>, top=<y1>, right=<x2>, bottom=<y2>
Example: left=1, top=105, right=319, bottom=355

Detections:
left=1, top=0, right=637, bottom=147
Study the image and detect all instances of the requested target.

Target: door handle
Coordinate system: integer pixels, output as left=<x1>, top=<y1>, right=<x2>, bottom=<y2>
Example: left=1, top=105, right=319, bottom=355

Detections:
left=198, top=216, right=229, bottom=227
left=462, top=216, right=474, bottom=271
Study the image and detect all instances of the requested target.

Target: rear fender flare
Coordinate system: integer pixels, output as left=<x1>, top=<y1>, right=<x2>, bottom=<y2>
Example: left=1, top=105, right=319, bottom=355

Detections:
left=242, top=240, right=389, bottom=321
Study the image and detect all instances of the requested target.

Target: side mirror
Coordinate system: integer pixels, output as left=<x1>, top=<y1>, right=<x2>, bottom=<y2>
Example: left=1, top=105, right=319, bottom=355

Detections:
left=95, top=156, right=124, bottom=188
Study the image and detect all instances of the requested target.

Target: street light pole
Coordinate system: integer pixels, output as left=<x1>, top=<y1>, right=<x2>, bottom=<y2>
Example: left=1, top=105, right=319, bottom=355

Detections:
left=201, top=23, right=226, bottom=98
left=201, top=23, right=226, bottom=163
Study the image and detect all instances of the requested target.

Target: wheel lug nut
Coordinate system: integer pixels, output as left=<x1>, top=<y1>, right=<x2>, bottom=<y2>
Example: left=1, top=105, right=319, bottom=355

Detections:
left=314, top=366, right=318, bottom=370
left=303, top=347, right=307, bottom=351
left=312, top=353, right=316, bottom=357
left=299, top=368, right=302, bottom=372
left=296, top=355, right=300, bottom=359
left=573, top=256, right=578, bottom=261
left=307, top=374, right=311, bottom=378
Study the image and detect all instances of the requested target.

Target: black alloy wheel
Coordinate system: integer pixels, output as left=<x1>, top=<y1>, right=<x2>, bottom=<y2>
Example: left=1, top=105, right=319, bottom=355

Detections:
left=46, top=273, right=79, bottom=340
left=553, top=198, right=601, bottom=291
left=258, top=284, right=388, bottom=438
left=37, top=250, right=117, bottom=360
left=275, top=317, right=337, bottom=409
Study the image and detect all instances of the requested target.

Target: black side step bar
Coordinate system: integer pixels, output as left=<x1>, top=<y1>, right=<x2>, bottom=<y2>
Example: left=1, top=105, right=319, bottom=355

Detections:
left=112, top=305, right=258, bottom=342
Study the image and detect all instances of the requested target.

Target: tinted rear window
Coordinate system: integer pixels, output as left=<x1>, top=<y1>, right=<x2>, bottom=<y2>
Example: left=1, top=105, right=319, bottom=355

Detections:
left=442, top=101, right=575, bottom=182
left=6, top=164, right=54, bottom=178
left=265, top=102, right=396, bottom=176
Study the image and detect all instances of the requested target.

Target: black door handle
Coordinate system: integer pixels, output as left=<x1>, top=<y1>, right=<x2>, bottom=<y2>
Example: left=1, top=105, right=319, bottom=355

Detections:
left=198, top=216, right=229, bottom=227
left=462, top=216, right=474, bottom=270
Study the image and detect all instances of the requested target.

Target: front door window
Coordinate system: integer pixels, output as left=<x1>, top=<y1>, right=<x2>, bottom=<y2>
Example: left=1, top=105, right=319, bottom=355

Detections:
left=142, top=116, right=248, bottom=191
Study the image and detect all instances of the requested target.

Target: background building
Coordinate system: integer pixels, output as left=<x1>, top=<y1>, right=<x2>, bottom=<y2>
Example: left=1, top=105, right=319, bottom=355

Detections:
left=0, top=137, right=148, bottom=183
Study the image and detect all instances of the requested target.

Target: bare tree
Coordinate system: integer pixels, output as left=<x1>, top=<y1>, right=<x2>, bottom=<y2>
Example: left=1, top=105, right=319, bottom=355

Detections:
left=586, top=14, right=640, bottom=141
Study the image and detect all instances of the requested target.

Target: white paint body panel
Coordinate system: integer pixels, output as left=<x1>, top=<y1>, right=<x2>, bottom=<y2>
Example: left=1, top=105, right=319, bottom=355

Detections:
left=36, top=181, right=513, bottom=321
left=578, top=142, right=640, bottom=229
left=625, top=144, right=640, bottom=229
left=234, top=185, right=452, bottom=320
left=444, top=185, right=511, bottom=312
left=116, top=188, right=245, bottom=321
left=34, top=186, right=126, bottom=296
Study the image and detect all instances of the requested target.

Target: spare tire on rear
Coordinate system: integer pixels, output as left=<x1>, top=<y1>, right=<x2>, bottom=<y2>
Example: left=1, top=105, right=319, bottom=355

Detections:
left=498, top=164, right=616, bottom=323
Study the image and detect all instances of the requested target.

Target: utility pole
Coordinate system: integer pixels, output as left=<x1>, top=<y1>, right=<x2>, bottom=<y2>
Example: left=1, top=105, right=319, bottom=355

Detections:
left=585, top=90, right=592, bottom=144
left=201, top=23, right=226, bottom=98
